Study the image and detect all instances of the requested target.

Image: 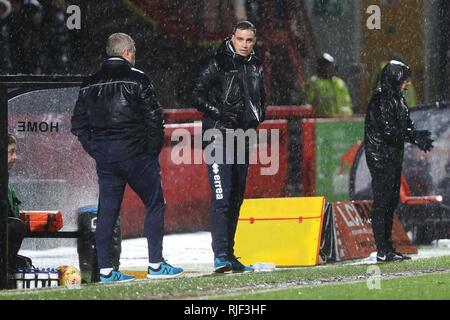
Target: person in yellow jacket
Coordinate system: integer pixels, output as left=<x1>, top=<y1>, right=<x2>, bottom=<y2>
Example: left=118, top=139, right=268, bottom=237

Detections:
left=300, top=53, right=353, bottom=116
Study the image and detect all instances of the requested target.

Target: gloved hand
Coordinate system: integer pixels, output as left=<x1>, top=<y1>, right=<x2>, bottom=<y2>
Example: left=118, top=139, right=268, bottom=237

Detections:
left=414, top=130, right=434, bottom=152
left=414, top=130, right=431, bottom=140
left=218, top=111, right=239, bottom=129
left=216, top=98, right=244, bottom=130
left=203, top=103, right=221, bottom=120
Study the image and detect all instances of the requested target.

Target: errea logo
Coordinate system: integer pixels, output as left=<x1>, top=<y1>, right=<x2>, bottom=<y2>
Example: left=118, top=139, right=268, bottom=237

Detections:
left=212, top=163, right=223, bottom=200
left=212, top=163, right=219, bottom=175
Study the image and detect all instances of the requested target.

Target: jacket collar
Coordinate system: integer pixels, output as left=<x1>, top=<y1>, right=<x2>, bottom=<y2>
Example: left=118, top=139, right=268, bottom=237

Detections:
left=102, top=56, right=131, bottom=68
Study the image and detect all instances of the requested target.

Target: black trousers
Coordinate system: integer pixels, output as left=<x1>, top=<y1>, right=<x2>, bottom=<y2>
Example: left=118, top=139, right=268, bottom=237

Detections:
left=8, top=217, right=26, bottom=269
left=95, top=152, right=165, bottom=269
left=206, top=138, right=250, bottom=259
left=368, top=164, right=402, bottom=253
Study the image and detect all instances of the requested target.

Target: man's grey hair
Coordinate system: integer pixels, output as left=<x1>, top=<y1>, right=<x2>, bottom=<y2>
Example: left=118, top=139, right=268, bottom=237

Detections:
left=106, top=33, right=136, bottom=57
left=8, top=133, right=16, bottom=145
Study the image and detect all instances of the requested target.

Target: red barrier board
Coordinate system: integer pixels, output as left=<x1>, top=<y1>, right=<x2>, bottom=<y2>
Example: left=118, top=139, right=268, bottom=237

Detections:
left=164, top=105, right=314, bottom=124
left=333, top=200, right=417, bottom=261
left=245, top=120, right=289, bottom=198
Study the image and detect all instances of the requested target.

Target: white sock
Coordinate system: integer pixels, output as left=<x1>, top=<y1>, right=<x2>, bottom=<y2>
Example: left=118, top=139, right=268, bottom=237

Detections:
left=149, top=262, right=162, bottom=270
left=100, top=268, right=113, bottom=276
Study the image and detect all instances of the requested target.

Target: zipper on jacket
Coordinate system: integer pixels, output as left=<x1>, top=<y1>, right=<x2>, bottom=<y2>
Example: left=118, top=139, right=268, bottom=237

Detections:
left=224, top=75, right=235, bottom=102
left=242, top=64, right=260, bottom=122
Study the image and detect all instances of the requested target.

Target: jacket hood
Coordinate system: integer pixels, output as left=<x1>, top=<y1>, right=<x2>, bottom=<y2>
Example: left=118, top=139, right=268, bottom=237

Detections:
left=216, top=37, right=257, bottom=64
left=380, top=60, right=411, bottom=94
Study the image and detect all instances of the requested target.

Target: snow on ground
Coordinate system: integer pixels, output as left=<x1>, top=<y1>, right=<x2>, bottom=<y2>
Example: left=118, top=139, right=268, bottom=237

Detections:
left=19, top=232, right=214, bottom=272
left=119, top=232, right=213, bottom=271
left=18, top=231, right=450, bottom=271
left=344, top=246, right=450, bottom=265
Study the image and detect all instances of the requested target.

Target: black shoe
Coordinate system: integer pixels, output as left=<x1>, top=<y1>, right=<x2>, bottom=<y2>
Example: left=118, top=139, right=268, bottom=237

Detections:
left=393, top=251, right=412, bottom=260
left=15, top=255, right=33, bottom=269
left=377, top=251, right=403, bottom=262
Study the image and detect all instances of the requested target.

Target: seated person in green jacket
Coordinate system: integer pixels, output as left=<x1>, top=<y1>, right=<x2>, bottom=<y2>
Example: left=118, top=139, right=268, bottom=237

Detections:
left=300, top=53, right=353, bottom=116
left=7, top=133, right=28, bottom=270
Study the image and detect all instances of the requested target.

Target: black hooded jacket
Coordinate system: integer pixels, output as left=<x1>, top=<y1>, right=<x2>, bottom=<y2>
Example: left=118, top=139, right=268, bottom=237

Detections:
left=193, top=38, right=266, bottom=131
left=71, top=57, right=164, bottom=163
left=364, top=60, right=418, bottom=169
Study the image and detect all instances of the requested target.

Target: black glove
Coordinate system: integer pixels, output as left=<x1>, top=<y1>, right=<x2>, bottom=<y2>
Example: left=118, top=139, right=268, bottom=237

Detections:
left=414, top=130, right=431, bottom=140
left=414, top=130, right=434, bottom=152
left=203, top=103, right=221, bottom=120
left=217, top=111, right=239, bottom=129
left=216, top=99, right=245, bottom=130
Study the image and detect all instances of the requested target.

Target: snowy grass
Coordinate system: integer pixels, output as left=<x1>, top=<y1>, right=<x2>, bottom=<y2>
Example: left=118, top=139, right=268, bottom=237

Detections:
left=1, top=255, right=450, bottom=300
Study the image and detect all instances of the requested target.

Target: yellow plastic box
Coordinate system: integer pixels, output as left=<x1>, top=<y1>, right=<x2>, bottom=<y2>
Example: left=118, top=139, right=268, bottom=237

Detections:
left=234, top=197, right=325, bottom=267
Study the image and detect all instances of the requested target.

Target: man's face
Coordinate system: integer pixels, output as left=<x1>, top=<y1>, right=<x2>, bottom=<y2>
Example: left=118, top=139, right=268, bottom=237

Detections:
left=401, top=79, right=412, bottom=92
left=8, top=143, right=17, bottom=170
left=123, top=47, right=136, bottom=66
left=231, top=28, right=256, bottom=57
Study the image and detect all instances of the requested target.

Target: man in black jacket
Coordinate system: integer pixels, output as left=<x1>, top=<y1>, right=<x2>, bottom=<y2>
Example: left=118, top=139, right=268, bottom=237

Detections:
left=364, top=60, right=434, bottom=262
left=71, top=33, right=183, bottom=282
left=193, top=21, right=266, bottom=273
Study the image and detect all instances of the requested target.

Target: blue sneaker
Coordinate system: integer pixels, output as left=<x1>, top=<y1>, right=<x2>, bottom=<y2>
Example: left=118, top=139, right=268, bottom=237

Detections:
left=100, top=270, right=135, bottom=283
left=147, top=262, right=183, bottom=279
left=230, top=257, right=254, bottom=273
left=214, top=256, right=232, bottom=273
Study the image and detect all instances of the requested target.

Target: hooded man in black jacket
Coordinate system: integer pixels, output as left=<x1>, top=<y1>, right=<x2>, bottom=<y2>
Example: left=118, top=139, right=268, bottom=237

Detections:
left=71, top=33, right=183, bottom=282
left=364, top=60, right=434, bottom=262
left=193, top=21, right=266, bottom=273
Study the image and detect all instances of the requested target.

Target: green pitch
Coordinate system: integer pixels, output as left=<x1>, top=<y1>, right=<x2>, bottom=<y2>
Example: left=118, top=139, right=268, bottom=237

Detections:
left=0, top=256, right=450, bottom=300
left=219, top=272, right=450, bottom=300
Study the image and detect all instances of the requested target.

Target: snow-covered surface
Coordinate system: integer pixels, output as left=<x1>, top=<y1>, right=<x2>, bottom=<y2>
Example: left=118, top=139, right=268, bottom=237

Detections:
left=19, top=231, right=450, bottom=271
left=344, top=246, right=450, bottom=265
left=19, top=232, right=214, bottom=272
